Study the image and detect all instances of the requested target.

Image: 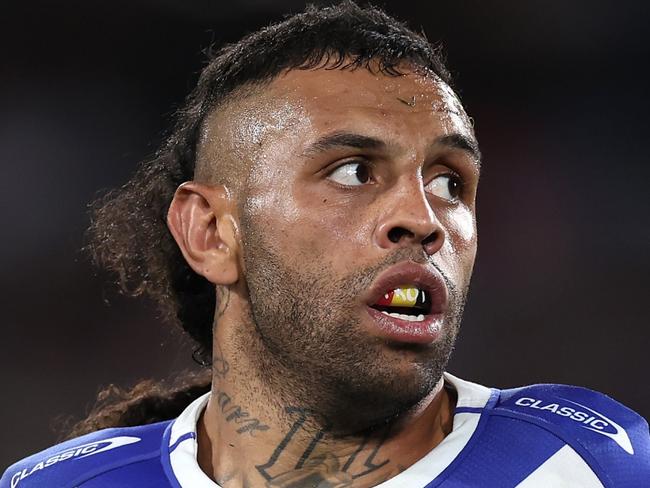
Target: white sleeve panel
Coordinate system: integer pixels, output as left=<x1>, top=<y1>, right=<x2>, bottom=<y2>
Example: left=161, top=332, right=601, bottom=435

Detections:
left=516, top=444, right=604, bottom=488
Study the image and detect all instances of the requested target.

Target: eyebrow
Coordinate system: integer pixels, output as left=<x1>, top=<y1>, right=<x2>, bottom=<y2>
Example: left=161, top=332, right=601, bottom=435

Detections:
left=436, top=133, right=482, bottom=169
left=303, top=131, right=386, bottom=155
left=303, top=130, right=481, bottom=170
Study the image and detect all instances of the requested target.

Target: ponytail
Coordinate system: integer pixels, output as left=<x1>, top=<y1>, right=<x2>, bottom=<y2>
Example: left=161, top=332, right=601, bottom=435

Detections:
left=64, top=370, right=211, bottom=439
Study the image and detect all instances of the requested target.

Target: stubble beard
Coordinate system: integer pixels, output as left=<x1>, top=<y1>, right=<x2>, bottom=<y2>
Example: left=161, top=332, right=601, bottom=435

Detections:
left=238, top=218, right=468, bottom=435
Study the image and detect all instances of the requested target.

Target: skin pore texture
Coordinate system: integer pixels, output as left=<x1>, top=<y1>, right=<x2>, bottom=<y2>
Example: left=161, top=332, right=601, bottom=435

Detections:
left=166, top=64, right=480, bottom=488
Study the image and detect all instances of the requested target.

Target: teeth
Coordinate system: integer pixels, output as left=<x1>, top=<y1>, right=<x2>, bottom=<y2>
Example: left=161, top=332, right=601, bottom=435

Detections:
left=380, top=311, right=425, bottom=322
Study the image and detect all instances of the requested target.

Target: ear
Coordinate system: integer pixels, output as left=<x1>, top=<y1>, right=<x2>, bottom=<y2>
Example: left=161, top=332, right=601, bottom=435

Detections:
left=166, top=181, right=239, bottom=285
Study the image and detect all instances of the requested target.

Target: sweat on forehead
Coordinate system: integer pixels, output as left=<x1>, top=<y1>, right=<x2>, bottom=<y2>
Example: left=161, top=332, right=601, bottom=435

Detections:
left=193, top=65, right=470, bottom=189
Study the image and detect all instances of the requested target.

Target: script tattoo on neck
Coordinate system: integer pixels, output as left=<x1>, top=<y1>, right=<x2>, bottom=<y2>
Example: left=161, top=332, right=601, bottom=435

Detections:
left=212, top=337, right=270, bottom=437
left=256, top=408, right=391, bottom=487
left=213, top=389, right=270, bottom=436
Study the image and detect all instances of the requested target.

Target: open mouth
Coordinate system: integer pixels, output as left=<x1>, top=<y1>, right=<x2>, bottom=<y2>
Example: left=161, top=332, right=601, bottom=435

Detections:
left=369, top=286, right=431, bottom=322
left=362, top=262, right=448, bottom=343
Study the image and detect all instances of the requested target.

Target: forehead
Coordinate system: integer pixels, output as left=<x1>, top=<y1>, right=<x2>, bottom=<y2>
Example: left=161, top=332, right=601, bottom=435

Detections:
left=276, top=67, right=466, bottom=116
left=198, top=66, right=474, bottom=181
left=249, top=67, right=471, bottom=137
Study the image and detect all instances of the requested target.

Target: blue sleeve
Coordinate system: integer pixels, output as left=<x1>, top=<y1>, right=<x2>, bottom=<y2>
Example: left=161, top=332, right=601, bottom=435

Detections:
left=1, top=421, right=172, bottom=488
left=497, top=383, right=650, bottom=487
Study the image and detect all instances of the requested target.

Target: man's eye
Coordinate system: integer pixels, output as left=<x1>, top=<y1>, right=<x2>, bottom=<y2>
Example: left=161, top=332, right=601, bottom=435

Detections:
left=327, top=161, right=371, bottom=186
left=427, top=174, right=463, bottom=201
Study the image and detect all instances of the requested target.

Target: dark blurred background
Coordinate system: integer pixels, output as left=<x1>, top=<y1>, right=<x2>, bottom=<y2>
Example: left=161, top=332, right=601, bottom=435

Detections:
left=1, top=0, right=648, bottom=469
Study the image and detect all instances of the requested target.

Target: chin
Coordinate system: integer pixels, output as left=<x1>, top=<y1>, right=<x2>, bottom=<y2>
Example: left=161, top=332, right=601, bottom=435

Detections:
left=317, top=349, right=444, bottom=435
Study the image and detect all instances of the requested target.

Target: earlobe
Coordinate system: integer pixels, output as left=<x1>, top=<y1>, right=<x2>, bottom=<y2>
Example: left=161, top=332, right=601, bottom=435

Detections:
left=166, top=182, right=240, bottom=285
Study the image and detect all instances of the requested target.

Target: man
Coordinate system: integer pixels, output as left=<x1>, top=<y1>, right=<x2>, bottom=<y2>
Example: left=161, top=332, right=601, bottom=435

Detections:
left=2, top=2, right=648, bottom=487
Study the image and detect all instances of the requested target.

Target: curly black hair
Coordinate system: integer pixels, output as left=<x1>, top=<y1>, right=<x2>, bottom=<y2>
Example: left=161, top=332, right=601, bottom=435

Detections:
left=77, top=0, right=453, bottom=435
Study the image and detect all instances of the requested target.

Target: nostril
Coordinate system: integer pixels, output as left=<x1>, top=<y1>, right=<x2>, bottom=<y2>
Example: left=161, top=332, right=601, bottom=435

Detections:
left=422, top=231, right=438, bottom=246
left=387, top=227, right=413, bottom=243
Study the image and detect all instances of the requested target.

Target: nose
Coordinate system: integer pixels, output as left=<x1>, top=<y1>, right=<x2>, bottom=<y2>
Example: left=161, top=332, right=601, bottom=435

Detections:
left=374, top=180, right=445, bottom=256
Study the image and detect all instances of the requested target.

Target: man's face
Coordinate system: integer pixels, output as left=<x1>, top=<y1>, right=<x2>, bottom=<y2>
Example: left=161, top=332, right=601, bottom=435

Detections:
left=208, top=66, right=480, bottom=429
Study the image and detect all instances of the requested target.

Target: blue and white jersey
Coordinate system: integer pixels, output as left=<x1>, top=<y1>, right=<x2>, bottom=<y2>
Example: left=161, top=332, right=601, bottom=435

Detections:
left=2, top=373, right=648, bottom=487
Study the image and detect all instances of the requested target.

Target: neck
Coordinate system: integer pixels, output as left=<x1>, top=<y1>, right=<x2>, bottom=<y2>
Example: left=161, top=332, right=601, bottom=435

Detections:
left=197, top=301, right=456, bottom=488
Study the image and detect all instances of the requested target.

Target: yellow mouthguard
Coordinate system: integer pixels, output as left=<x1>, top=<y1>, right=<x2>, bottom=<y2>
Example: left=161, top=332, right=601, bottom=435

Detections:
left=389, top=287, right=419, bottom=307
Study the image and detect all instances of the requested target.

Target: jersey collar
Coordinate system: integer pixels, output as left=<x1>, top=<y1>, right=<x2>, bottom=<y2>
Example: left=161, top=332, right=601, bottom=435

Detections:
left=163, top=372, right=494, bottom=488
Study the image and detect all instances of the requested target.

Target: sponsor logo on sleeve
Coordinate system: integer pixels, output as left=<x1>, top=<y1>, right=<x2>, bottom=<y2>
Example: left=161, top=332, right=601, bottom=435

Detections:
left=10, top=436, right=140, bottom=487
left=513, top=396, right=634, bottom=454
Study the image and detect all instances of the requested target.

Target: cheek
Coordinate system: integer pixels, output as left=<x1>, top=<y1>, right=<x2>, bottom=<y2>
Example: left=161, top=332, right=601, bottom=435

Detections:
left=277, top=189, right=377, bottom=272
left=244, top=182, right=364, bottom=264
left=453, top=206, right=476, bottom=244
left=439, top=206, right=477, bottom=279
left=293, top=202, right=375, bottom=262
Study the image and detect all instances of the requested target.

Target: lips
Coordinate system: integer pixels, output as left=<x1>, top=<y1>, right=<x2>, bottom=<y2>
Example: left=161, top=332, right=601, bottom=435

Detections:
left=365, top=262, right=448, bottom=315
left=362, top=261, right=449, bottom=344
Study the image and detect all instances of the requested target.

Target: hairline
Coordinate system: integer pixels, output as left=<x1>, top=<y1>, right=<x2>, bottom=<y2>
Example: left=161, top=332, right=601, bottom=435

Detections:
left=193, top=60, right=458, bottom=195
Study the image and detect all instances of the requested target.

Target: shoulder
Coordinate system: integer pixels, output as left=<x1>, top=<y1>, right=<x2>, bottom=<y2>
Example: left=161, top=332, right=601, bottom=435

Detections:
left=493, top=382, right=650, bottom=486
left=1, top=420, right=173, bottom=488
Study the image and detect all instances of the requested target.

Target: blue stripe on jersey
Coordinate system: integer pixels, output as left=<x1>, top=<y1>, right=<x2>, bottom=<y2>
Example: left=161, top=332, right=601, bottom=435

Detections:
left=453, top=407, right=484, bottom=414
left=160, top=421, right=183, bottom=488
left=427, top=415, right=565, bottom=487
left=169, top=433, right=197, bottom=454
